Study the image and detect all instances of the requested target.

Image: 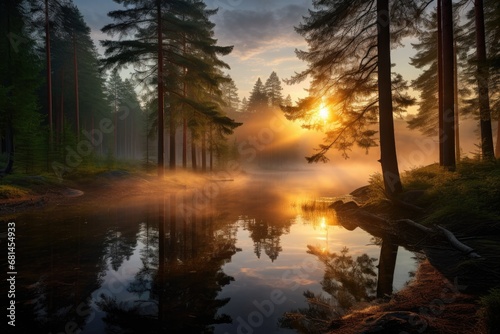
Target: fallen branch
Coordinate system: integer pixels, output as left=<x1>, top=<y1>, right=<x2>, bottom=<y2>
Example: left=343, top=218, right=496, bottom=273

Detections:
left=393, top=219, right=433, bottom=234
left=436, top=225, right=481, bottom=258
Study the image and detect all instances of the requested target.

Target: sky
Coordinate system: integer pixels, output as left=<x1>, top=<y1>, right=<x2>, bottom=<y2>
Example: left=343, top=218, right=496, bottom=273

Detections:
left=74, top=0, right=314, bottom=101
left=73, top=0, right=421, bottom=103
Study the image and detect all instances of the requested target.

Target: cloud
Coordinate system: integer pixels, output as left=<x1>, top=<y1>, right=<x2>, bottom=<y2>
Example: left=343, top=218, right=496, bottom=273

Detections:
left=214, top=4, right=309, bottom=59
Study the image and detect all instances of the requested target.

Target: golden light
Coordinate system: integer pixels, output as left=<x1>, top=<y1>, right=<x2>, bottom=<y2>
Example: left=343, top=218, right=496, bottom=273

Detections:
left=318, top=103, right=329, bottom=122
left=320, top=216, right=327, bottom=230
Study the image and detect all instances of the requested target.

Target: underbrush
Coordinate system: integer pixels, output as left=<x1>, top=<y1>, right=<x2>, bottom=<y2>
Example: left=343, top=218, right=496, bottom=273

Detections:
left=480, top=288, right=500, bottom=332
left=0, top=184, right=31, bottom=199
left=365, top=161, right=500, bottom=229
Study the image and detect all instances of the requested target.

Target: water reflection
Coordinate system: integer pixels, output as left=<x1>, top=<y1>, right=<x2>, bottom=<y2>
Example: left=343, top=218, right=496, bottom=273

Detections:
left=280, top=247, right=378, bottom=332
left=94, top=193, right=239, bottom=333
left=6, top=172, right=415, bottom=333
left=10, top=190, right=241, bottom=333
left=280, top=238, right=402, bottom=333
left=242, top=218, right=286, bottom=262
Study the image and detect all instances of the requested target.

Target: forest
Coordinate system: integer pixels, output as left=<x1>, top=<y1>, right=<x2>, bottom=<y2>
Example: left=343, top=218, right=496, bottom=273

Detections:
left=1, top=0, right=500, bottom=333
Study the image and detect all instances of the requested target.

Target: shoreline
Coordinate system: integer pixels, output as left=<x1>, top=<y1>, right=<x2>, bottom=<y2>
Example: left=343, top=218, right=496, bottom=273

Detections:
left=327, top=260, right=485, bottom=333
left=0, top=170, right=212, bottom=218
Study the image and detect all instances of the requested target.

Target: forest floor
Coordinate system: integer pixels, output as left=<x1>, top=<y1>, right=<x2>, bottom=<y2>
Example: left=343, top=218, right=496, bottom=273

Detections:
left=327, top=260, right=487, bottom=334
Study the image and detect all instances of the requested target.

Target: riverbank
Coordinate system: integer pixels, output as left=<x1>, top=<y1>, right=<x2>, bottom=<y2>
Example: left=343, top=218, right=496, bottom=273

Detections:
left=328, top=161, right=500, bottom=333
left=328, top=260, right=486, bottom=334
left=0, top=169, right=214, bottom=219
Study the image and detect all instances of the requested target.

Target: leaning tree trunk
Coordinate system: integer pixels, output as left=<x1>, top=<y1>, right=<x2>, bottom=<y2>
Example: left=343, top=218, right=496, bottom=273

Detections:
left=475, top=0, right=495, bottom=160
left=377, top=0, right=403, bottom=195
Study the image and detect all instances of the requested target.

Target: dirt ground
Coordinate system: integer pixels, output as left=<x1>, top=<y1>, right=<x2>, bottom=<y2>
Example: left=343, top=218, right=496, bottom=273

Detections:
left=328, top=260, right=487, bottom=334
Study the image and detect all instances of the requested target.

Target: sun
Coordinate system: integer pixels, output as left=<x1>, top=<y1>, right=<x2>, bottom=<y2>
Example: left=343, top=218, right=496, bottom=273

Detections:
left=318, top=103, right=329, bottom=122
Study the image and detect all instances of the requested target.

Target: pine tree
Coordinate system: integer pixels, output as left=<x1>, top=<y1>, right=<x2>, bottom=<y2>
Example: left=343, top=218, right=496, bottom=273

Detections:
left=103, top=0, right=235, bottom=172
left=264, top=71, right=283, bottom=107
left=101, top=0, right=166, bottom=175
left=240, top=97, right=248, bottom=113
left=246, top=78, right=267, bottom=113
left=287, top=0, right=425, bottom=195
left=105, top=71, right=143, bottom=160
left=48, top=3, right=110, bottom=162
left=220, top=75, right=240, bottom=112
left=1, top=0, right=44, bottom=174
left=409, top=13, right=437, bottom=137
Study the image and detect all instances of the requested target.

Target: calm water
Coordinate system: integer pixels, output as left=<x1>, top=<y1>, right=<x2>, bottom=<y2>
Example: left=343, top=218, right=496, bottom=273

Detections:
left=3, top=171, right=416, bottom=333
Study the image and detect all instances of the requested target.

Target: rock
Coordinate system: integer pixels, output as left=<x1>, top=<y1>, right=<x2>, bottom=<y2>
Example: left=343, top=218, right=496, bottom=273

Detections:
left=62, top=188, right=84, bottom=197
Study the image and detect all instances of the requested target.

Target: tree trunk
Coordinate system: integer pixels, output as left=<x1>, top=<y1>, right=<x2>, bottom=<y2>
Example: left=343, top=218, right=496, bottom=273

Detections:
left=60, top=69, right=64, bottom=146
left=191, top=131, right=197, bottom=171
left=441, top=0, right=456, bottom=170
left=157, top=0, right=164, bottom=177
left=169, top=111, right=176, bottom=170
left=201, top=128, right=207, bottom=172
left=377, top=0, right=403, bottom=195
left=454, top=40, right=460, bottom=162
left=1, top=1, right=14, bottom=175
left=73, top=34, right=80, bottom=141
left=475, top=0, right=495, bottom=160
left=114, top=104, right=118, bottom=157
left=1, top=123, right=14, bottom=175
left=45, top=0, right=53, bottom=146
left=209, top=124, right=213, bottom=171
left=438, top=0, right=444, bottom=166
left=496, top=117, right=500, bottom=158
left=182, top=115, right=187, bottom=169
left=182, top=32, right=187, bottom=169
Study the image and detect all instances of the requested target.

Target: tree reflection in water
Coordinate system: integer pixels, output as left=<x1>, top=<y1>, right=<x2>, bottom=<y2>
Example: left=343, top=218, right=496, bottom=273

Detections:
left=280, top=246, right=378, bottom=333
left=96, top=193, right=239, bottom=333
left=242, top=218, right=286, bottom=262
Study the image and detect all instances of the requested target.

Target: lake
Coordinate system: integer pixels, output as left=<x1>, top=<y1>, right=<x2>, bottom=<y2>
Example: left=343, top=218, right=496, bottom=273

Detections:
left=4, top=170, right=416, bottom=333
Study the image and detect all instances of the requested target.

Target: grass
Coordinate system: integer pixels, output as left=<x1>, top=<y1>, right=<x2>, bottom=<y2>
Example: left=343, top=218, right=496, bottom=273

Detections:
left=411, top=161, right=500, bottom=228
left=480, top=288, right=500, bottom=332
left=364, top=161, right=500, bottom=228
left=0, top=161, right=147, bottom=203
left=300, top=198, right=334, bottom=212
left=0, top=184, right=31, bottom=199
